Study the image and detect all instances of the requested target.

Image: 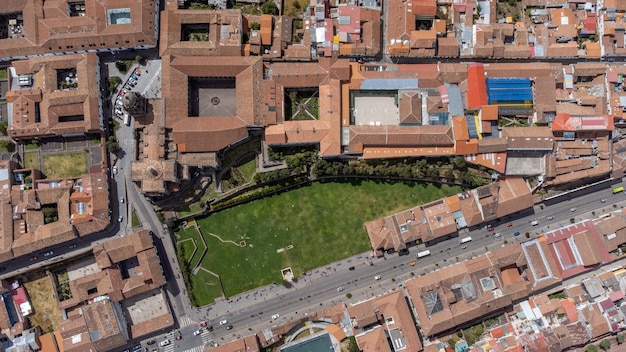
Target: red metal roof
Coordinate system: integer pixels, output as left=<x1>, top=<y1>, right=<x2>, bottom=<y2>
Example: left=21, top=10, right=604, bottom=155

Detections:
left=466, top=64, right=488, bottom=109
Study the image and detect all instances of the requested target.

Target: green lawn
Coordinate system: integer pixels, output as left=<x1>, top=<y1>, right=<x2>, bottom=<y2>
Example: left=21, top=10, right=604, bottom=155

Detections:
left=238, top=156, right=257, bottom=182
left=189, top=269, right=223, bottom=305
left=177, top=225, right=206, bottom=269
left=181, top=180, right=461, bottom=305
left=24, top=152, right=39, bottom=169
left=131, top=208, right=141, bottom=227
left=178, top=239, right=197, bottom=264
left=0, top=69, right=6, bottom=79
left=43, top=152, right=87, bottom=179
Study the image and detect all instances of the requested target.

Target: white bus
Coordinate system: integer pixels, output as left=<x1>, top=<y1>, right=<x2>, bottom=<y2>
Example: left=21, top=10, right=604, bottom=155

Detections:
left=123, top=112, right=131, bottom=126
left=459, top=236, right=472, bottom=244
left=416, top=250, right=431, bottom=258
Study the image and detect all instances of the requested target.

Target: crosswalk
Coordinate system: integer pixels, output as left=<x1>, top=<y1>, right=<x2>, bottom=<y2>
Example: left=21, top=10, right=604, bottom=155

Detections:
left=178, top=315, right=194, bottom=328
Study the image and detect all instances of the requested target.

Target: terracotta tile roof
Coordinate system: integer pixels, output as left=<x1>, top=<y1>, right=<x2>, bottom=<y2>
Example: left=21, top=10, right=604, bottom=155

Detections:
left=160, top=9, right=242, bottom=57
left=209, top=335, right=261, bottom=352
left=349, top=125, right=454, bottom=151
left=0, top=0, right=157, bottom=60
left=399, top=91, right=422, bottom=124
left=349, top=291, right=422, bottom=351
left=356, top=326, right=392, bottom=352
left=173, top=117, right=248, bottom=153
left=501, top=127, right=554, bottom=150
left=59, top=299, right=127, bottom=352
left=551, top=113, right=614, bottom=132
left=405, top=244, right=531, bottom=337
left=7, top=53, right=101, bottom=139
left=480, top=105, right=499, bottom=121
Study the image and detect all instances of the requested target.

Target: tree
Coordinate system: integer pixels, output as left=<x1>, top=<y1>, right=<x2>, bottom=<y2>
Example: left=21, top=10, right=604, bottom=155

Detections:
left=42, top=205, right=58, bottom=224
left=618, top=333, right=625, bottom=345
left=250, top=22, right=261, bottom=30
left=261, top=1, right=278, bottom=15
left=587, top=344, right=598, bottom=352
left=0, top=121, right=7, bottom=135
left=115, top=60, right=127, bottom=73
left=135, top=55, right=145, bottom=65
left=600, top=339, right=611, bottom=351
left=347, top=336, right=361, bottom=352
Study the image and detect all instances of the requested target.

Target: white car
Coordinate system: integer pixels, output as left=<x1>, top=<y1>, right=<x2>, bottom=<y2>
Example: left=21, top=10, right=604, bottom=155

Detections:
left=336, top=287, right=344, bottom=292
left=120, top=197, right=124, bottom=203
left=112, top=166, right=118, bottom=174
left=193, top=329, right=202, bottom=336
left=219, top=319, right=228, bottom=325
left=374, top=275, right=381, bottom=280
left=159, top=340, right=170, bottom=347
left=271, top=314, right=280, bottom=320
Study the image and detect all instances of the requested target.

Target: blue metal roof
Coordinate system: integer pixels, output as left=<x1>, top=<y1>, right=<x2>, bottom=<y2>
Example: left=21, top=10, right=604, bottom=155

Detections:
left=486, top=78, right=533, bottom=104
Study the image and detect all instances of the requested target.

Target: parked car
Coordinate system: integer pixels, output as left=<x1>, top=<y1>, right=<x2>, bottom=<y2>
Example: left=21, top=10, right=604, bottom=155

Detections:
left=69, top=244, right=77, bottom=249
left=118, top=216, right=123, bottom=222
left=271, top=314, right=280, bottom=320
left=120, top=197, right=124, bottom=203
left=132, top=344, right=142, bottom=351
left=159, top=340, right=170, bottom=347
left=131, top=74, right=138, bottom=80
left=29, top=256, right=38, bottom=261
left=113, top=166, right=118, bottom=174
left=134, top=70, right=141, bottom=76
left=219, top=319, right=228, bottom=325
left=43, top=251, right=54, bottom=257
left=146, top=340, right=156, bottom=345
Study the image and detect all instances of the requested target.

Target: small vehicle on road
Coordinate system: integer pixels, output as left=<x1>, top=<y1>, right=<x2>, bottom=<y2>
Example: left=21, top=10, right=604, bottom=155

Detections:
left=193, top=329, right=202, bottom=336
left=570, top=207, right=577, bottom=212
left=601, top=198, right=607, bottom=203
left=461, top=244, right=468, bottom=249
left=199, top=321, right=207, bottom=327
left=547, top=216, right=554, bottom=221
left=113, top=166, right=118, bottom=174
left=514, top=232, right=521, bottom=236
left=175, top=335, right=182, bottom=340
left=348, top=266, right=355, bottom=271
left=494, top=233, right=502, bottom=238
left=409, top=261, right=416, bottom=266
left=531, top=219, right=539, bottom=226
left=43, top=251, right=54, bottom=257
left=118, top=216, right=123, bottom=222
left=69, top=243, right=77, bottom=249
left=219, top=319, right=228, bottom=325
left=226, top=325, right=233, bottom=330
left=487, top=226, right=495, bottom=232
left=29, top=255, right=38, bottom=261
left=120, top=197, right=124, bottom=203
left=374, top=275, right=381, bottom=280
left=271, top=314, right=280, bottom=320
left=506, top=222, right=513, bottom=227
left=336, top=287, right=344, bottom=292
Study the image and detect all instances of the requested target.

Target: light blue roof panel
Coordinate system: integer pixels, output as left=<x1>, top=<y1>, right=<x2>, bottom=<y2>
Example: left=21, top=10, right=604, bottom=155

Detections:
left=360, top=78, right=419, bottom=90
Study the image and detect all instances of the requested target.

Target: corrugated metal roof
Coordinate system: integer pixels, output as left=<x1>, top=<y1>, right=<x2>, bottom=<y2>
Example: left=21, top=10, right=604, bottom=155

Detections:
left=446, top=83, right=464, bottom=116
left=360, top=78, right=419, bottom=90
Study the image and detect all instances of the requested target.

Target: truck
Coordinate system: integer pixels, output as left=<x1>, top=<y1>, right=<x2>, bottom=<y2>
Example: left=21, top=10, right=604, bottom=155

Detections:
left=416, top=250, right=431, bottom=258
left=459, top=236, right=472, bottom=244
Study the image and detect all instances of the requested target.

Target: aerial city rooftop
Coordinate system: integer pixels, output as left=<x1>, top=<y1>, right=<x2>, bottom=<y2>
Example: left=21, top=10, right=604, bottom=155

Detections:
left=0, top=0, right=625, bottom=351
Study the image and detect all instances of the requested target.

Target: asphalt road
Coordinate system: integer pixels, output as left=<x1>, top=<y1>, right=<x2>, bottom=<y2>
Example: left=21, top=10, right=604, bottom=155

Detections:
left=207, top=179, right=626, bottom=343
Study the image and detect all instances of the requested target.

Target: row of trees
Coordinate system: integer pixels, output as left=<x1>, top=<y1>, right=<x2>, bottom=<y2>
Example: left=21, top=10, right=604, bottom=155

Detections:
left=312, top=158, right=488, bottom=187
